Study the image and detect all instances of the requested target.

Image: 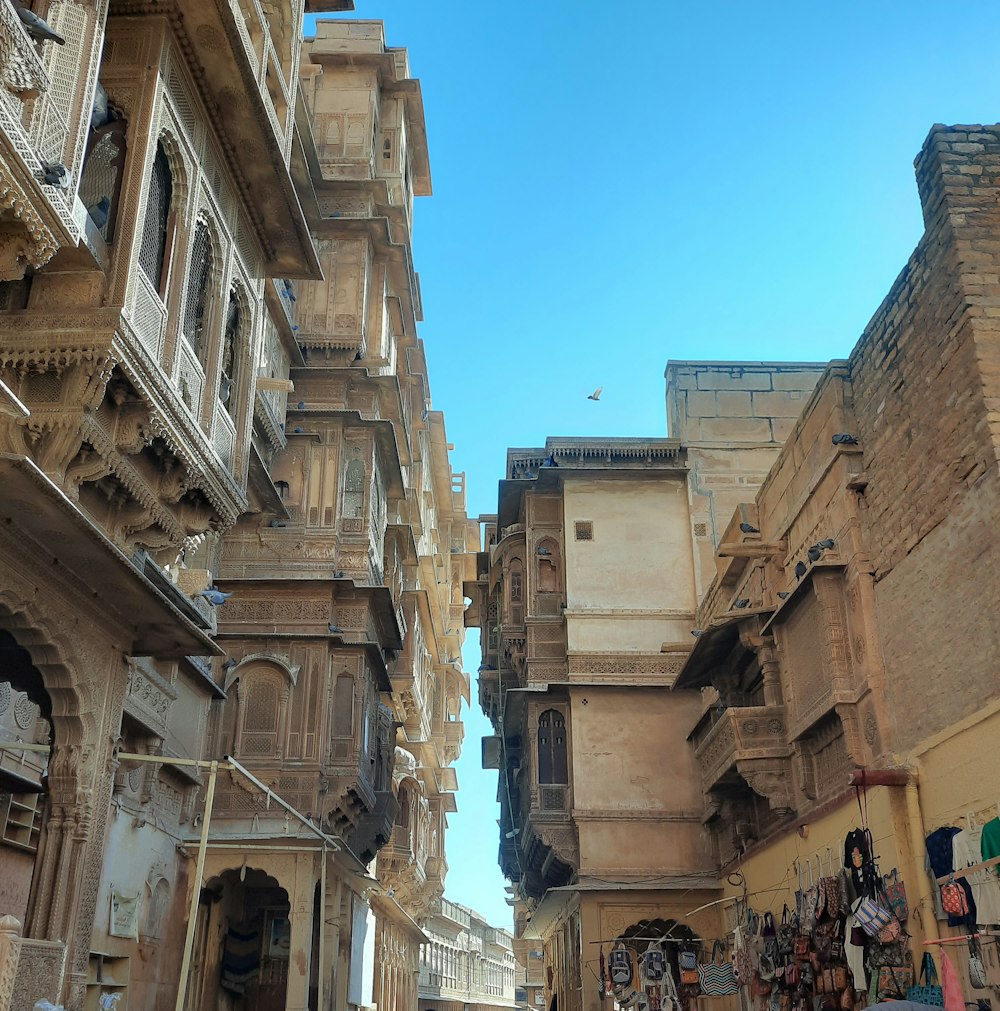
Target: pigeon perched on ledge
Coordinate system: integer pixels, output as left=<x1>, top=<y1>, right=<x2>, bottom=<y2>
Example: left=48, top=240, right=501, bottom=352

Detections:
left=15, top=3, right=66, bottom=45
left=199, top=586, right=233, bottom=606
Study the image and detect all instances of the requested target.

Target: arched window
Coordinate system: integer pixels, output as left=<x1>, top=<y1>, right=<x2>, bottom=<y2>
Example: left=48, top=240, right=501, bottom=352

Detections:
left=139, top=141, right=173, bottom=293
left=143, top=878, right=170, bottom=939
left=182, top=222, right=214, bottom=361
left=537, top=539, right=560, bottom=594
left=219, top=287, right=243, bottom=412
left=343, top=457, right=366, bottom=520
left=537, top=709, right=568, bottom=784
left=239, top=671, right=281, bottom=758
left=80, top=116, right=127, bottom=243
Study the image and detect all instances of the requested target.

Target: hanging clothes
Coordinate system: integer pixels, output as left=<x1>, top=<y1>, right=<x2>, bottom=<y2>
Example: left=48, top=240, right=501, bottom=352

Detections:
left=925, top=826, right=977, bottom=927
left=982, top=817, right=1000, bottom=878
left=953, top=827, right=1000, bottom=924
left=844, top=911, right=867, bottom=987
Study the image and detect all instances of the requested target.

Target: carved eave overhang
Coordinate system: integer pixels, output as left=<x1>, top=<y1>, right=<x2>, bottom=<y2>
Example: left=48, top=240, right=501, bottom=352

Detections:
left=0, top=453, right=222, bottom=656
left=110, top=0, right=322, bottom=279
left=247, top=442, right=289, bottom=517
left=304, top=0, right=356, bottom=11
left=290, top=369, right=412, bottom=469
left=497, top=439, right=686, bottom=529
left=288, top=406, right=407, bottom=496
left=0, top=310, right=248, bottom=525
left=673, top=609, right=776, bottom=691
left=759, top=559, right=847, bottom=634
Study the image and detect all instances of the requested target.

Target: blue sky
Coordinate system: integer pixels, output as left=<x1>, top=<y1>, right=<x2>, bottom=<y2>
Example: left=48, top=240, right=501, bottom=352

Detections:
left=305, top=2, right=1000, bottom=926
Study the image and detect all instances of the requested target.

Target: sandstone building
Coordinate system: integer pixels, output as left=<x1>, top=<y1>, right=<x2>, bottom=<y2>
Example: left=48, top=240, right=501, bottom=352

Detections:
left=474, top=125, right=1000, bottom=1011
left=417, top=898, right=518, bottom=1011
left=0, top=6, right=471, bottom=1011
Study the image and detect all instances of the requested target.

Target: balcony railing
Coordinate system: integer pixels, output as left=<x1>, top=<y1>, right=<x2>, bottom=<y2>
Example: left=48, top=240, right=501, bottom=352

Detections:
left=693, top=705, right=789, bottom=791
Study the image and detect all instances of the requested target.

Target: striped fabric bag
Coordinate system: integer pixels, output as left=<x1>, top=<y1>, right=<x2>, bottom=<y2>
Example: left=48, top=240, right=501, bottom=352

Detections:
left=698, top=941, right=738, bottom=996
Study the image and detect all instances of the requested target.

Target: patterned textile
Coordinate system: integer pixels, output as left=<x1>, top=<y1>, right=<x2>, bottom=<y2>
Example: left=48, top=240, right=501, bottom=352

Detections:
left=938, top=949, right=964, bottom=1011
left=221, top=922, right=260, bottom=995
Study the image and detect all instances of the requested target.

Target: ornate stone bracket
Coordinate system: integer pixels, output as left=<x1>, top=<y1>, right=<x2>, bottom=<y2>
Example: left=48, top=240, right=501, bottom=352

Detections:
left=737, top=759, right=795, bottom=816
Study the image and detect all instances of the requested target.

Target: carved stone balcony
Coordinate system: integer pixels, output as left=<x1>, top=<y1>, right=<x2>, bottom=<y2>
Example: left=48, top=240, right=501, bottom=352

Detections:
left=693, top=705, right=794, bottom=814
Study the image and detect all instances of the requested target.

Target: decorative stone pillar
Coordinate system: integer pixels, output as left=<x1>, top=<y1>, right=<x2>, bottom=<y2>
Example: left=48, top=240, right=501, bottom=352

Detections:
left=0, top=915, right=22, bottom=1011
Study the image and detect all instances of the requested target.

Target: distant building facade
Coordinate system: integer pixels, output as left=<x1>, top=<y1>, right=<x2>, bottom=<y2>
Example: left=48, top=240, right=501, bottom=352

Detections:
left=0, top=7, right=470, bottom=1011
left=418, top=899, right=518, bottom=1011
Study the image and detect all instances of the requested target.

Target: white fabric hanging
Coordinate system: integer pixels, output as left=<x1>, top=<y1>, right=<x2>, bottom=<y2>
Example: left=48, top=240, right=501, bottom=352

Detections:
left=953, top=827, right=1000, bottom=924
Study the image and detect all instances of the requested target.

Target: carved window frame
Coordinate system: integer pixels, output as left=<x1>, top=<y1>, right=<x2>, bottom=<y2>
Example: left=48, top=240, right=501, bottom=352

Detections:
left=536, top=707, right=568, bottom=785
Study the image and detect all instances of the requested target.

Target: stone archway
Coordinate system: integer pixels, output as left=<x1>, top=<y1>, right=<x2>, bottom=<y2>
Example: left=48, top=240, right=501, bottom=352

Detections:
left=0, top=585, right=118, bottom=1010
left=189, top=867, right=292, bottom=1011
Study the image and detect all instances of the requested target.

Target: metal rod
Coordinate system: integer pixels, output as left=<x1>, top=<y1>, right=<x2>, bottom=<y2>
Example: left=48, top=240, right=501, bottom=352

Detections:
left=0, top=741, right=50, bottom=753
left=175, top=759, right=219, bottom=1011
left=225, top=754, right=341, bottom=851
left=319, top=845, right=327, bottom=1011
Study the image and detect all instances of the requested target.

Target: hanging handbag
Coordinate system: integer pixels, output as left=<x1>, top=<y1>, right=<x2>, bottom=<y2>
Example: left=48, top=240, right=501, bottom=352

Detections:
left=877, top=964, right=911, bottom=1001
left=968, top=938, right=988, bottom=990
left=883, top=868, right=908, bottom=921
left=854, top=897, right=892, bottom=937
left=906, top=952, right=944, bottom=1007
left=794, top=934, right=811, bottom=961
left=940, top=876, right=969, bottom=918
left=821, top=876, right=842, bottom=921
left=777, top=905, right=797, bottom=957
left=698, top=941, right=738, bottom=996
left=643, top=946, right=665, bottom=984
left=752, top=970, right=773, bottom=998
left=867, top=939, right=908, bottom=970
left=733, top=925, right=753, bottom=985
left=875, top=914, right=901, bottom=945
left=680, top=949, right=699, bottom=987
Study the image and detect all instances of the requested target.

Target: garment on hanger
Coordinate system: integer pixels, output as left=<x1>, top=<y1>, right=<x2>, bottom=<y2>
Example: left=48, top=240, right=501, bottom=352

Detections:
left=953, top=827, right=1000, bottom=924
left=844, top=910, right=867, bottom=987
left=926, top=826, right=977, bottom=926
left=982, top=817, right=1000, bottom=878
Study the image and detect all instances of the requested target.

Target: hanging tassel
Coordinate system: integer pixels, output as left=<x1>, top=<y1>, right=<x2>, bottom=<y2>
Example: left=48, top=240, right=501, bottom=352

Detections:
left=599, top=947, right=609, bottom=998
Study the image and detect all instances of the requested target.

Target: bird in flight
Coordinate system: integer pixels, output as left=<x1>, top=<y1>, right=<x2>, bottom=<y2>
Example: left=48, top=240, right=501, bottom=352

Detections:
left=587, top=387, right=603, bottom=401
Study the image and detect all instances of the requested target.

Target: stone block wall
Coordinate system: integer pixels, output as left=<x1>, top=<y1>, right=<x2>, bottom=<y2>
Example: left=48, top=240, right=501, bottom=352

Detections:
left=665, top=361, right=827, bottom=445
left=849, top=125, right=1000, bottom=753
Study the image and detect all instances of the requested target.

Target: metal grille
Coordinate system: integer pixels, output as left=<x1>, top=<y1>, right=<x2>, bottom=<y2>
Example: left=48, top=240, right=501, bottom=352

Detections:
left=166, top=64, right=197, bottom=136
left=23, top=371, right=61, bottom=402
left=133, top=271, right=166, bottom=357
left=139, top=144, right=172, bottom=289
left=182, top=222, right=212, bottom=359
left=241, top=673, right=279, bottom=757
left=79, top=122, right=126, bottom=242
left=175, top=339, right=205, bottom=416
left=213, top=401, right=236, bottom=471
left=574, top=521, right=593, bottom=541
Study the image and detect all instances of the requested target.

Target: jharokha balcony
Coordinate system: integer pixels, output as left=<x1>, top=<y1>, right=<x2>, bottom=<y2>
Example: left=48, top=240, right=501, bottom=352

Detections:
left=692, top=705, right=793, bottom=810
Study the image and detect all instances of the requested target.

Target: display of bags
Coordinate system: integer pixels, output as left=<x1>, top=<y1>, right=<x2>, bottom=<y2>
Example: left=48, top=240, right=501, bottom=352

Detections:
left=698, top=941, right=738, bottom=996
left=884, top=868, right=909, bottom=921
left=854, top=897, right=892, bottom=937
left=679, top=949, right=699, bottom=987
left=906, top=952, right=944, bottom=1007
left=877, top=964, right=911, bottom=1001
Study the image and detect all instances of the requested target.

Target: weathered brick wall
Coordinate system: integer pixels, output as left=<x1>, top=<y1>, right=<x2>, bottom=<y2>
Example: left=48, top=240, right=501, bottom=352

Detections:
left=850, top=125, right=1000, bottom=752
